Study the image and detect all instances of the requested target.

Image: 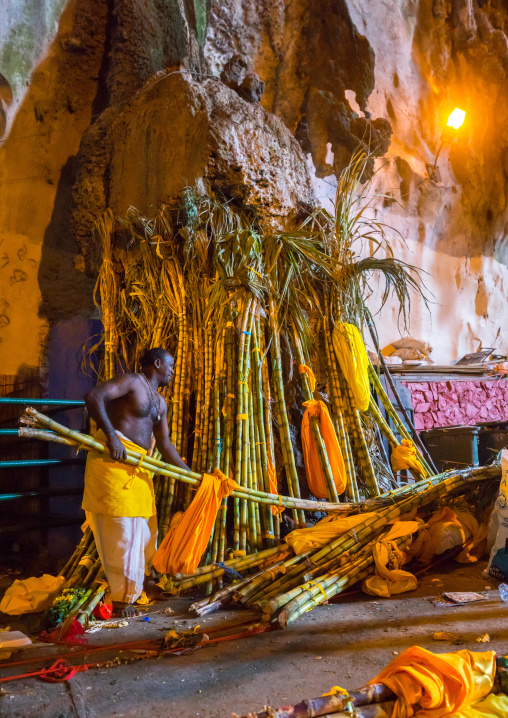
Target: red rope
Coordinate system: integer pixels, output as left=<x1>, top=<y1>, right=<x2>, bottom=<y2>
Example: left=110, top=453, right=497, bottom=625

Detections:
left=0, top=623, right=272, bottom=684
left=0, top=659, right=85, bottom=684
left=40, top=659, right=82, bottom=683
left=2, top=616, right=259, bottom=672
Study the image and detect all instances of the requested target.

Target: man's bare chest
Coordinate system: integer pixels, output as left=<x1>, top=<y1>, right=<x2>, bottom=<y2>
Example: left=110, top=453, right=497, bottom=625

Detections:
left=108, top=391, right=160, bottom=423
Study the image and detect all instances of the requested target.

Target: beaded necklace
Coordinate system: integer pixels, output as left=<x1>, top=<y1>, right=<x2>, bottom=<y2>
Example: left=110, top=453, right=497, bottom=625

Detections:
left=140, top=372, right=161, bottom=421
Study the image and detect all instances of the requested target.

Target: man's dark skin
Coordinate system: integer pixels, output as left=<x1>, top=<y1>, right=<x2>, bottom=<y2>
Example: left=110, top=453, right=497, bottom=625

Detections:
left=84, top=351, right=189, bottom=617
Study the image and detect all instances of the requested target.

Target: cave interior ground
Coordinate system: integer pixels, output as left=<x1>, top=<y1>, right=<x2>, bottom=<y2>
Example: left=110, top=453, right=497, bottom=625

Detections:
left=0, top=559, right=505, bottom=717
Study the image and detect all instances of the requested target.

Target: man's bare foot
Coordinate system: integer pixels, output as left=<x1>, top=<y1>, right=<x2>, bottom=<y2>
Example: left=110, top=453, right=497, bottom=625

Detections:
left=143, top=577, right=166, bottom=600
left=112, top=601, right=140, bottom=618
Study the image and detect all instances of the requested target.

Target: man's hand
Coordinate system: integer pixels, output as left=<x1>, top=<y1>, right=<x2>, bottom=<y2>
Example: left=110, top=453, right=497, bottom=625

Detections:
left=107, top=432, right=127, bottom=461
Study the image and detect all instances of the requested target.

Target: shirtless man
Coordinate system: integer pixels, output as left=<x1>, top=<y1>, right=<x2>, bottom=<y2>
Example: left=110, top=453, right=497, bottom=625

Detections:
left=83, top=347, right=189, bottom=617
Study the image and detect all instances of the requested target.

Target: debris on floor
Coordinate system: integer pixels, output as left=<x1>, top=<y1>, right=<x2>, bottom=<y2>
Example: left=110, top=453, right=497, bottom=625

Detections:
left=236, top=646, right=508, bottom=718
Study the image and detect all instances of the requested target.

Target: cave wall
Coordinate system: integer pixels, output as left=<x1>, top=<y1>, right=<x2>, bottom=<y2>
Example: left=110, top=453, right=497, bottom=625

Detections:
left=344, top=0, right=508, bottom=363
left=0, top=0, right=106, bottom=375
left=2, top=0, right=508, bottom=375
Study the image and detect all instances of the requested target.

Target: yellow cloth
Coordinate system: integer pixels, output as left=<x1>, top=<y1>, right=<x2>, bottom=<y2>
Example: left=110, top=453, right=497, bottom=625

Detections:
left=391, top=439, right=425, bottom=476
left=82, top=429, right=155, bottom=519
left=301, top=400, right=347, bottom=499
left=332, top=322, right=370, bottom=412
left=451, top=693, right=508, bottom=718
left=135, top=590, right=155, bottom=606
left=299, top=364, right=316, bottom=392
left=362, top=521, right=421, bottom=598
left=370, top=646, right=496, bottom=718
left=153, top=468, right=238, bottom=576
left=285, top=512, right=376, bottom=555
left=416, top=507, right=486, bottom=565
left=0, top=574, right=65, bottom=615
left=383, top=343, right=397, bottom=356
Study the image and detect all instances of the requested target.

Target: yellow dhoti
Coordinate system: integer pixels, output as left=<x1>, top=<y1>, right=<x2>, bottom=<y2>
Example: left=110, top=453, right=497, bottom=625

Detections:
left=82, top=430, right=157, bottom=603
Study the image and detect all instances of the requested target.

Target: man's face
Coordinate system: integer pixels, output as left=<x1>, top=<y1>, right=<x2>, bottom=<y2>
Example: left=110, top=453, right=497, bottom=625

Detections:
left=161, top=355, right=175, bottom=385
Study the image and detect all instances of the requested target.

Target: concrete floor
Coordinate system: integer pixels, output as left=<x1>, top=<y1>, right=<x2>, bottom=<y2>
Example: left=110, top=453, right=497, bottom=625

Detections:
left=1, top=559, right=508, bottom=718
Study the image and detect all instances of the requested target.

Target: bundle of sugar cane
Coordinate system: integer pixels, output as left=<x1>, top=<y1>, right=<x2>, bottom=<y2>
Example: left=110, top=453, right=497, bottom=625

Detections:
left=198, top=464, right=499, bottom=624
left=41, top=153, right=442, bottom=616
left=244, top=468, right=496, bottom=621
left=171, top=464, right=495, bottom=611
left=87, top=159, right=434, bottom=556
left=270, top=535, right=409, bottom=629
left=41, top=523, right=107, bottom=633
left=163, top=545, right=290, bottom=594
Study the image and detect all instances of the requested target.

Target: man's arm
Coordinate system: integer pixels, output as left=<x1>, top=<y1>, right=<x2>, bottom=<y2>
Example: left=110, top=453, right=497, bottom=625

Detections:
left=84, top=375, right=136, bottom=460
left=153, top=399, right=190, bottom=471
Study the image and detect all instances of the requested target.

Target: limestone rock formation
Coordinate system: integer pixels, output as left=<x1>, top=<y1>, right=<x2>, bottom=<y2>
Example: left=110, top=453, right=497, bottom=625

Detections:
left=72, top=70, right=315, bottom=269
left=4, top=0, right=508, bottom=373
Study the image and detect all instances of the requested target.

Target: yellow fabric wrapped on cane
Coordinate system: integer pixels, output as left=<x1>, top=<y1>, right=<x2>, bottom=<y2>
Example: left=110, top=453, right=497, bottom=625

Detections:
left=286, top=512, right=377, bottom=555
left=265, top=430, right=284, bottom=517
left=82, top=429, right=155, bottom=518
left=153, top=468, right=238, bottom=576
left=0, top=574, right=65, bottom=615
left=267, top=456, right=284, bottom=516
left=299, top=364, right=316, bottom=392
left=332, top=322, right=370, bottom=412
left=370, top=646, right=496, bottom=718
left=362, top=521, right=421, bottom=598
left=391, top=439, right=425, bottom=477
left=301, top=400, right=347, bottom=499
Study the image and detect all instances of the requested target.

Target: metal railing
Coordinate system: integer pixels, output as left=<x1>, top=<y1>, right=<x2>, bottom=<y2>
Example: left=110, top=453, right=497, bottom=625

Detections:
left=0, top=397, right=86, bottom=534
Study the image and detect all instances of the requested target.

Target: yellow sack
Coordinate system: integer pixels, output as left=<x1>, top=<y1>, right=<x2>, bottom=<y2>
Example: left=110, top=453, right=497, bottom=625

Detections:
left=285, top=512, right=376, bottom=555
left=370, top=646, right=496, bottom=718
left=301, top=400, right=347, bottom=499
left=362, top=520, right=421, bottom=598
left=416, top=507, right=483, bottom=565
left=453, top=508, right=488, bottom=564
left=153, top=468, right=238, bottom=576
left=450, top=693, right=508, bottom=718
left=391, top=439, right=425, bottom=477
left=332, top=322, right=370, bottom=412
left=0, top=574, right=65, bottom=615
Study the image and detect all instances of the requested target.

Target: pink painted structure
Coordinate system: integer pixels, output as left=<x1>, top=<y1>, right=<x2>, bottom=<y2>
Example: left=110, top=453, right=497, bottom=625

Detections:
left=404, top=379, right=508, bottom=430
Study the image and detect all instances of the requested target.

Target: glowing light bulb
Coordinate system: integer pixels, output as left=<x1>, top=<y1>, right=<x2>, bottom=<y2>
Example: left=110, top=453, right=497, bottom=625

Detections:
left=446, top=108, right=466, bottom=130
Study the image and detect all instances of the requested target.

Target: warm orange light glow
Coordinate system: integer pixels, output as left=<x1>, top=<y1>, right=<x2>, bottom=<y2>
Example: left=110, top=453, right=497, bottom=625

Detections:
left=446, top=108, right=466, bottom=130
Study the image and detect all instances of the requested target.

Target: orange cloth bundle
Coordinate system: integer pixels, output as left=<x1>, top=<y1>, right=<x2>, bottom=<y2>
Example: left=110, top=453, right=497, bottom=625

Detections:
left=391, top=439, right=425, bottom=477
left=301, top=399, right=347, bottom=499
left=152, top=468, right=238, bottom=576
left=370, top=646, right=496, bottom=718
